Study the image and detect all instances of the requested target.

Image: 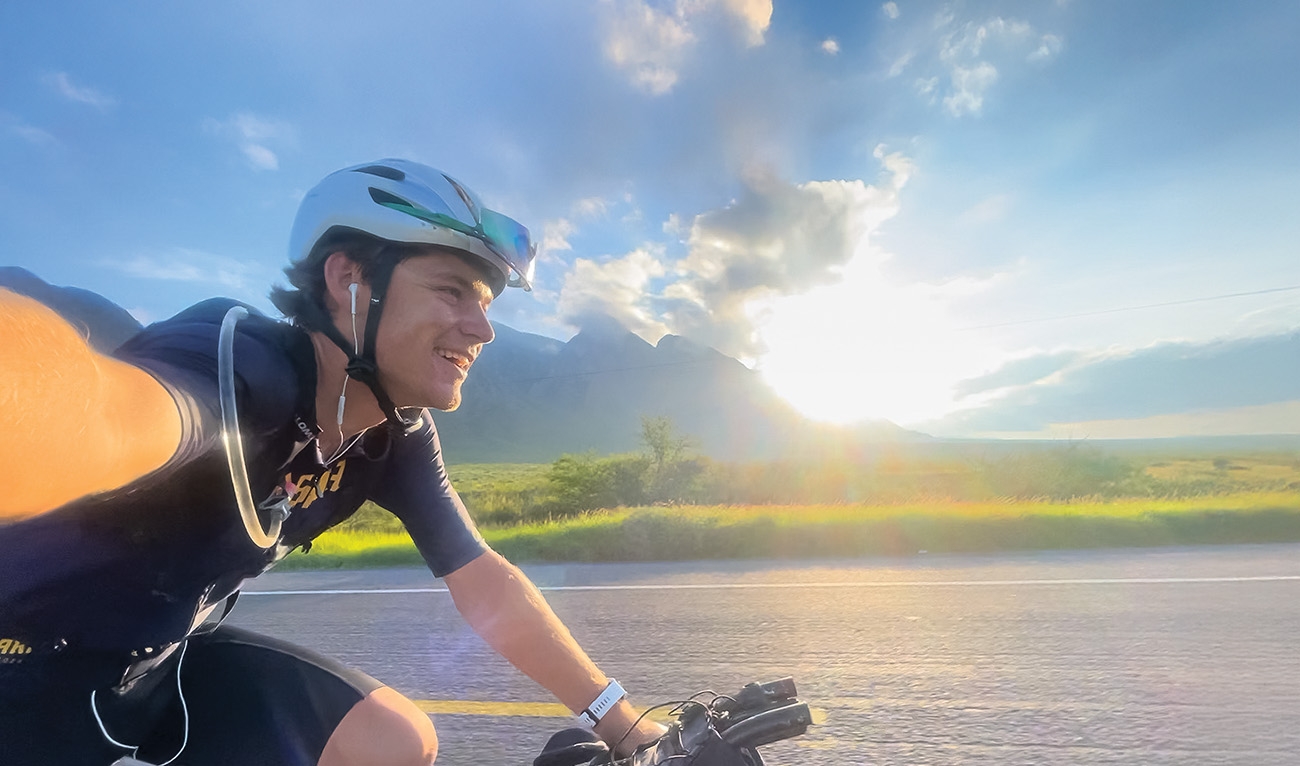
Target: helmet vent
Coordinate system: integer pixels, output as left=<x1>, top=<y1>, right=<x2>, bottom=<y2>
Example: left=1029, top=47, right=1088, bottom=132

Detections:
left=355, top=164, right=406, bottom=182
left=369, top=187, right=414, bottom=209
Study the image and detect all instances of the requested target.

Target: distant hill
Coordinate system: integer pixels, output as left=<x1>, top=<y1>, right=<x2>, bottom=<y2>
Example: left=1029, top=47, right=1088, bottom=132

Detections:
left=4, top=271, right=925, bottom=462
left=430, top=317, right=925, bottom=462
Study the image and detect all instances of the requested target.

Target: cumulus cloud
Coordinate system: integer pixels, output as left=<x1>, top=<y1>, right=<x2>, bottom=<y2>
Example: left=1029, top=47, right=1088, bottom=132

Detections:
left=556, top=246, right=672, bottom=339
left=560, top=149, right=916, bottom=361
left=602, top=0, right=773, bottom=94
left=821, top=38, right=840, bottom=55
left=202, top=112, right=295, bottom=171
left=41, top=72, right=116, bottom=109
left=882, top=2, right=900, bottom=20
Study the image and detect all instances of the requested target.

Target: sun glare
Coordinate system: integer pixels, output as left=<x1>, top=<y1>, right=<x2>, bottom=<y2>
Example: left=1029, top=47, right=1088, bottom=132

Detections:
left=756, top=266, right=996, bottom=427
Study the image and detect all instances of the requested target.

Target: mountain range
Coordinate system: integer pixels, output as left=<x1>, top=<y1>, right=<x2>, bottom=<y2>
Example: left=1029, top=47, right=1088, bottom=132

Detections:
left=2, top=269, right=924, bottom=462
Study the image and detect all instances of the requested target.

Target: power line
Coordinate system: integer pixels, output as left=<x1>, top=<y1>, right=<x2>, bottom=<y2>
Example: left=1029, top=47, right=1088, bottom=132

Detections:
left=956, top=284, right=1300, bottom=331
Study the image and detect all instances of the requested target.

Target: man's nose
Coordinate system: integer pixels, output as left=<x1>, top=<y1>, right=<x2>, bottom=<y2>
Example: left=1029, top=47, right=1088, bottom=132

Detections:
left=465, top=302, right=495, bottom=344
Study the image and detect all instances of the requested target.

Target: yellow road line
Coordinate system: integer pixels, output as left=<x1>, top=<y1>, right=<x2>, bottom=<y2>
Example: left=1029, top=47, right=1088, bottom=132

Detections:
left=412, top=700, right=574, bottom=717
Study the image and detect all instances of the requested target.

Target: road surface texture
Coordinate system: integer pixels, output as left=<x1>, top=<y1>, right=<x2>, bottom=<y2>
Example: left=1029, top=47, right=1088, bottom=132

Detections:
left=235, top=543, right=1300, bottom=765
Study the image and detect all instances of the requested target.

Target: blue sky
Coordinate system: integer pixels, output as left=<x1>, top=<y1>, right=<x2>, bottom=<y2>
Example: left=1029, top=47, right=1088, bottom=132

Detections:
left=2, top=0, right=1297, bottom=438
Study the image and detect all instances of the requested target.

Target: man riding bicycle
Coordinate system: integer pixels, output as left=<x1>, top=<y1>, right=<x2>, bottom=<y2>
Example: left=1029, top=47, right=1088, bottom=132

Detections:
left=0, top=159, right=663, bottom=765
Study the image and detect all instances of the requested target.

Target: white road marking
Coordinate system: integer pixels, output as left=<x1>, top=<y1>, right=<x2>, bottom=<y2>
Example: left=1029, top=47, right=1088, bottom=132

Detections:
left=242, top=574, right=1300, bottom=596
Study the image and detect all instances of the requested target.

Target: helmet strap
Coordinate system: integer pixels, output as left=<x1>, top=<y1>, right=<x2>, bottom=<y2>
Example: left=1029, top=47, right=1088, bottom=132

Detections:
left=301, top=251, right=421, bottom=436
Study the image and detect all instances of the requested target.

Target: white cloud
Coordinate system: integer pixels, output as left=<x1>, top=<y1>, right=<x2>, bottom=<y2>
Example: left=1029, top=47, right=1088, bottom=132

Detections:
left=940, top=18, right=1032, bottom=61
left=821, top=38, right=840, bottom=55
left=573, top=197, right=610, bottom=219
left=107, top=248, right=269, bottom=293
left=888, top=51, right=914, bottom=77
left=41, top=72, right=116, bottom=110
left=706, top=0, right=773, bottom=46
left=1029, top=34, right=1064, bottom=62
left=944, top=62, right=998, bottom=116
left=660, top=152, right=915, bottom=357
left=604, top=1, right=694, bottom=95
left=203, top=112, right=295, bottom=171
left=241, top=144, right=279, bottom=171
left=545, top=151, right=918, bottom=360
left=556, top=246, right=671, bottom=338
left=602, top=0, right=773, bottom=94
left=913, top=15, right=1058, bottom=118
left=542, top=218, right=578, bottom=253
left=882, top=2, right=900, bottom=20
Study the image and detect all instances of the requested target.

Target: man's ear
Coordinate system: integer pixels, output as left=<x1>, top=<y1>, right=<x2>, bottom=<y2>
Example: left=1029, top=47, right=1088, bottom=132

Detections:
left=321, top=252, right=367, bottom=316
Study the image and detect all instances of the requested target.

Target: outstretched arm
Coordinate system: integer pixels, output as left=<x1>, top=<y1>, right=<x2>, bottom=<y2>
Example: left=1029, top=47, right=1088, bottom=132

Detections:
left=444, top=549, right=666, bottom=756
left=0, top=288, right=181, bottom=520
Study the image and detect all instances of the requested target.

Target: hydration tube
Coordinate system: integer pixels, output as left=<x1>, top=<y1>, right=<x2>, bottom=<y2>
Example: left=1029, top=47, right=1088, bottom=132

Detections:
left=218, top=306, right=287, bottom=549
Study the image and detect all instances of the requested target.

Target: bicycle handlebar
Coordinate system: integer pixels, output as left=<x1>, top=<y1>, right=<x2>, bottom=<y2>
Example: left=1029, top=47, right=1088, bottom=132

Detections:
left=535, top=678, right=812, bottom=766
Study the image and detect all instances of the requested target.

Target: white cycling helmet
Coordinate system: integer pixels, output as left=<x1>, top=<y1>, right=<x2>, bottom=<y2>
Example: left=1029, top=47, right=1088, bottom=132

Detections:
left=288, top=159, right=535, bottom=294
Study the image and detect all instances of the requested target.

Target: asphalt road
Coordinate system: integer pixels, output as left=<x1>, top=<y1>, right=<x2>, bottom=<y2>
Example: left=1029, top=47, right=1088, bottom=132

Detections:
left=234, top=543, right=1300, bottom=765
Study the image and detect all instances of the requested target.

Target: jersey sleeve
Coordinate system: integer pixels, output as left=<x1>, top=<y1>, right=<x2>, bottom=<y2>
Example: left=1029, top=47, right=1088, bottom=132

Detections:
left=370, top=414, right=488, bottom=577
left=113, top=299, right=307, bottom=468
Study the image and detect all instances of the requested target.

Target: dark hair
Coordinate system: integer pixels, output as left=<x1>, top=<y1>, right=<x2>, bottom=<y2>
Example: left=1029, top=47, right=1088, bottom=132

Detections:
left=269, top=228, right=424, bottom=328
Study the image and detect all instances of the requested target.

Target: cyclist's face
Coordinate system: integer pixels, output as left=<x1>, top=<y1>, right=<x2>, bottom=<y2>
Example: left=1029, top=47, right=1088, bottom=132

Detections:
left=373, top=251, right=495, bottom=411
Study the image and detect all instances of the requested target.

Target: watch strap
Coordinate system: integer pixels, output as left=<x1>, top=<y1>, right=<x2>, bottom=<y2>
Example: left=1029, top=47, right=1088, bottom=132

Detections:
left=578, top=678, right=626, bottom=727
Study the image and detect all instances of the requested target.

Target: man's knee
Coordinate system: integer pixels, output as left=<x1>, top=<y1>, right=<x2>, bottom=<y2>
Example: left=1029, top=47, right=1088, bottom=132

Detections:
left=320, top=686, right=438, bottom=766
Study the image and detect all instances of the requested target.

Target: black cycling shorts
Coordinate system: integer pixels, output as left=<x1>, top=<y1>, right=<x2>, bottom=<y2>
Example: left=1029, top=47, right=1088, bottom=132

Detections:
left=0, top=625, right=385, bottom=766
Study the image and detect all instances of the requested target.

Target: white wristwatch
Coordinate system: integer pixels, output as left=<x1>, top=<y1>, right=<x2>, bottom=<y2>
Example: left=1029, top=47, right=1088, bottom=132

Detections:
left=578, top=679, right=626, bottom=727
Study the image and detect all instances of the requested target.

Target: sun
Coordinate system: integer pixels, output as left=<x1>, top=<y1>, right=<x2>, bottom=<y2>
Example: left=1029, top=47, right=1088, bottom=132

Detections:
left=755, top=269, right=994, bottom=428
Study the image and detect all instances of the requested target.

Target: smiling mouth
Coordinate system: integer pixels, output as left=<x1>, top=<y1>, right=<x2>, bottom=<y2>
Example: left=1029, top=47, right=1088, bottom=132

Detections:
left=436, top=348, right=472, bottom=373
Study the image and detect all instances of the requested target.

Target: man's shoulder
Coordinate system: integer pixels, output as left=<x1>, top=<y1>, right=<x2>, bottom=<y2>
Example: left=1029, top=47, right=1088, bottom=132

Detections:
left=116, top=298, right=315, bottom=427
left=118, top=298, right=301, bottom=361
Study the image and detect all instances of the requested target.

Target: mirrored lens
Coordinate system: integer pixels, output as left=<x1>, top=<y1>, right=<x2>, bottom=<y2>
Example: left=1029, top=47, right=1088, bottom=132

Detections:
left=375, top=196, right=536, bottom=288
left=480, top=208, right=535, bottom=270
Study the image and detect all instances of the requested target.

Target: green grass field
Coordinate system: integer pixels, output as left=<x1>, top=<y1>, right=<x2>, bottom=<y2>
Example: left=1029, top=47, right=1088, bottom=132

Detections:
left=277, top=490, right=1300, bottom=570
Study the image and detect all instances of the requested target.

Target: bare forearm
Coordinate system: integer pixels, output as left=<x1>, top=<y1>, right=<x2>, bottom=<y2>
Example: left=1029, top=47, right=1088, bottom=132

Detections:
left=445, top=550, right=662, bottom=753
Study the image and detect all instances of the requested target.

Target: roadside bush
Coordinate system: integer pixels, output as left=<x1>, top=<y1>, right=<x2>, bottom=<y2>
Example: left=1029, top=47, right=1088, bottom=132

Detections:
left=547, top=452, right=650, bottom=515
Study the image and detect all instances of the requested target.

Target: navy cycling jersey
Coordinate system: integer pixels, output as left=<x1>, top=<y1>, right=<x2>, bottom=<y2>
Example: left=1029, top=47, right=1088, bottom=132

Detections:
left=0, top=299, right=486, bottom=666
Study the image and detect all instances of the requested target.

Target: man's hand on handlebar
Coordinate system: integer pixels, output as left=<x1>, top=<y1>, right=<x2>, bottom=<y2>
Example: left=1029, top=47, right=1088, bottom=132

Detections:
left=536, top=678, right=812, bottom=766
left=597, top=714, right=668, bottom=759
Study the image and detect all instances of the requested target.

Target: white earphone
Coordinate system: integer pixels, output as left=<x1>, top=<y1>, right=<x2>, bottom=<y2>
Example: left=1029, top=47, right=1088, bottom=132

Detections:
left=338, top=282, right=362, bottom=430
